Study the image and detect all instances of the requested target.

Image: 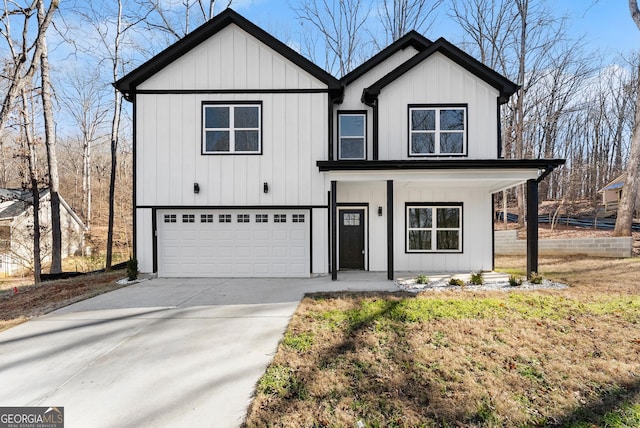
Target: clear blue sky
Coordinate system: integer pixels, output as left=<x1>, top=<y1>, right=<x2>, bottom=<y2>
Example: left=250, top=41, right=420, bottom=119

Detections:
left=227, top=0, right=639, bottom=63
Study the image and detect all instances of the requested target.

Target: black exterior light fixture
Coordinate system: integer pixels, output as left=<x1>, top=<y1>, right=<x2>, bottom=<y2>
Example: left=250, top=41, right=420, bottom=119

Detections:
left=263, top=182, right=269, bottom=193
left=378, top=206, right=383, bottom=216
left=194, top=183, right=200, bottom=194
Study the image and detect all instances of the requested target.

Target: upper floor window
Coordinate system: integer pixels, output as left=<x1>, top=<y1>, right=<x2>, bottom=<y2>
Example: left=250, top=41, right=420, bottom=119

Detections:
left=203, top=102, right=261, bottom=154
left=409, top=106, right=466, bottom=156
left=338, top=112, right=366, bottom=160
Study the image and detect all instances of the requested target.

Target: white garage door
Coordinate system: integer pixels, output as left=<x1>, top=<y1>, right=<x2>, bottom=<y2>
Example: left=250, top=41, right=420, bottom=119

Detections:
left=157, top=209, right=310, bottom=277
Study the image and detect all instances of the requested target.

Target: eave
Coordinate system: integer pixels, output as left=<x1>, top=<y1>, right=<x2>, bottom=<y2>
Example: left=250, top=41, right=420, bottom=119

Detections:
left=114, top=9, right=341, bottom=101
left=317, top=159, right=565, bottom=172
left=361, top=38, right=519, bottom=106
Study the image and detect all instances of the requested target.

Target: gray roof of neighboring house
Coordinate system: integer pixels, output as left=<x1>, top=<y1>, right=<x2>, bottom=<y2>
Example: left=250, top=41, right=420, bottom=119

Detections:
left=0, top=189, right=48, bottom=220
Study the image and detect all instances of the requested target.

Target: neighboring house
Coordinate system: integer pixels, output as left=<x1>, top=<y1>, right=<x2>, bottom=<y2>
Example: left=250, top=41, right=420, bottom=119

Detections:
left=0, top=188, right=86, bottom=276
left=115, top=9, right=564, bottom=279
left=598, top=174, right=625, bottom=217
left=598, top=174, right=639, bottom=218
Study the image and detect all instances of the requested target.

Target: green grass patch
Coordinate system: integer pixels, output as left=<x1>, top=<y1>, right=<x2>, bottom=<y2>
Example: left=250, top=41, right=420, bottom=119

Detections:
left=314, top=294, right=640, bottom=328
left=281, top=331, right=314, bottom=352
left=256, top=365, right=307, bottom=400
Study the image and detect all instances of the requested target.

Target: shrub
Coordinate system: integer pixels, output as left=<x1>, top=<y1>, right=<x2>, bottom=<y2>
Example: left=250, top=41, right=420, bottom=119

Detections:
left=529, top=272, right=544, bottom=284
left=415, top=274, right=429, bottom=284
left=449, top=277, right=465, bottom=287
left=509, top=275, right=524, bottom=287
left=470, top=271, right=484, bottom=285
left=126, top=258, right=139, bottom=281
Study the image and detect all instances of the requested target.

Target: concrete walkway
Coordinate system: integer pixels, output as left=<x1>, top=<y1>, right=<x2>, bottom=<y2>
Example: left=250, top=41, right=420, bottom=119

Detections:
left=0, top=274, right=398, bottom=428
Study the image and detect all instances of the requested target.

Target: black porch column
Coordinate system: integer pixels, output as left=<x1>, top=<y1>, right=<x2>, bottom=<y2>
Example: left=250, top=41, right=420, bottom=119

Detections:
left=387, top=180, right=394, bottom=280
left=331, top=180, right=337, bottom=281
left=526, top=179, right=539, bottom=278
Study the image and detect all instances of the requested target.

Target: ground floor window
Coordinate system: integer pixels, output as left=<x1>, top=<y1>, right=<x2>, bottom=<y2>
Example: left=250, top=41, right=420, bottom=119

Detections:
left=406, top=203, right=462, bottom=252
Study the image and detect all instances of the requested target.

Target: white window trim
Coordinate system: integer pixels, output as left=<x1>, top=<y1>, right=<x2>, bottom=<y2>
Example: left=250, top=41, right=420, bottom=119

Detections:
left=406, top=204, right=463, bottom=253
left=338, top=112, right=366, bottom=160
left=202, top=103, right=262, bottom=154
left=409, top=106, right=467, bottom=156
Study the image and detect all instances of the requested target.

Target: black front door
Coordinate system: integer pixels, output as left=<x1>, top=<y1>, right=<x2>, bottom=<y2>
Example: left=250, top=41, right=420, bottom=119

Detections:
left=339, top=209, right=365, bottom=270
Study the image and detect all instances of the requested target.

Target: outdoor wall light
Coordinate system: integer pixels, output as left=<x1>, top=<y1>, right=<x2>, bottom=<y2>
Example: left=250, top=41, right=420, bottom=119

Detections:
left=263, top=182, right=269, bottom=193
left=194, top=183, right=200, bottom=194
left=378, top=206, right=383, bottom=216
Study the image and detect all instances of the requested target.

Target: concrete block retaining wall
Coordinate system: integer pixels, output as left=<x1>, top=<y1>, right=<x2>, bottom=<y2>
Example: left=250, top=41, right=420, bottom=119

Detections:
left=494, top=230, right=633, bottom=258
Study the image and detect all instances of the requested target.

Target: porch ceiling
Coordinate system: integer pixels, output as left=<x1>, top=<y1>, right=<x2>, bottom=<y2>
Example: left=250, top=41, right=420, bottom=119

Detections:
left=317, top=159, right=565, bottom=194
left=324, top=168, right=539, bottom=193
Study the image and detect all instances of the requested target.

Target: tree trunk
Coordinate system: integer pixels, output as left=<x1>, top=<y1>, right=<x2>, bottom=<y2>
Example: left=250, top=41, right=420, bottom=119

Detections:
left=613, top=64, right=640, bottom=236
left=106, top=0, right=124, bottom=270
left=614, top=1, right=640, bottom=236
left=39, top=1, right=62, bottom=273
left=20, top=89, right=41, bottom=284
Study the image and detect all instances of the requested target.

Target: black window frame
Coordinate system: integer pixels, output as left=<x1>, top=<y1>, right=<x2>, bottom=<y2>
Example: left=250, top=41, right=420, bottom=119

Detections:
left=337, top=110, right=367, bottom=160
left=405, top=202, right=463, bottom=253
left=202, top=101, right=263, bottom=155
left=407, top=104, right=468, bottom=157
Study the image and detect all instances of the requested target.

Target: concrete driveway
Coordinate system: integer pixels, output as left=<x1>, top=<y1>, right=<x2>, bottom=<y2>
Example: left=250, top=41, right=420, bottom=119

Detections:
left=0, top=274, right=398, bottom=427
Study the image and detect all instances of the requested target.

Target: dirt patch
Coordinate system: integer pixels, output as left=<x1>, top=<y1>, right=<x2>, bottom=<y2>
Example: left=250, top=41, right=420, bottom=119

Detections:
left=0, top=271, right=128, bottom=332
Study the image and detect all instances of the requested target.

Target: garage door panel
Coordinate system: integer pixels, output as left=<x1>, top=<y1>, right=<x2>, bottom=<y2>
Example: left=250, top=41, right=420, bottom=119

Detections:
left=157, top=210, right=310, bottom=277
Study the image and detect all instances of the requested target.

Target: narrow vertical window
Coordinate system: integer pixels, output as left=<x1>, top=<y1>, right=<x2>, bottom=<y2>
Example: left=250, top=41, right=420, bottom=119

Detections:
left=338, top=112, right=366, bottom=160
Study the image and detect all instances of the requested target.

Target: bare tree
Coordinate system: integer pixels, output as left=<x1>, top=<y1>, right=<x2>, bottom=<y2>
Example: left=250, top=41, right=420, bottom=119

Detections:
left=613, top=1, right=640, bottom=235
left=135, top=0, right=233, bottom=45
left=19, top=87, right=42, bottom=283
left=293, top=0, right=372, bottom=76
left=0, top=0, right=59, bottom=135
left=37, top=0, right=62, bottom=273
left=58, top=70, right=109, bottom=229
left=377, top=0, right=443, bottom=46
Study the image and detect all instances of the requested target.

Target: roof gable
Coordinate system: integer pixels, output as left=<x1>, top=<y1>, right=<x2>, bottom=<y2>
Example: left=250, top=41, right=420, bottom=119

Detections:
left=340, top=31, right=431, bottom=86
left=361, top=37, right=518, bottom=105
left=115, top=9, right=341, bottom=98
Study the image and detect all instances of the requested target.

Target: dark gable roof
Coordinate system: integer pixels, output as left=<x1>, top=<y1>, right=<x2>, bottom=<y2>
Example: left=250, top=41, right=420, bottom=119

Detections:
left=340, top=31, right=432, bottom=85
left=115, top=8, right=341, bottom=97
left=0, top=188, right=48, bottom=220
left=362, top=37, right=519, bottom=105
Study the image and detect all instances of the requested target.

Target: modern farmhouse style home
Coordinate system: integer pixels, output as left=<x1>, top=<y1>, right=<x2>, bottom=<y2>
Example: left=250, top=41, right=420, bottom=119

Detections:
left=115, top=9, right=563, bottom=279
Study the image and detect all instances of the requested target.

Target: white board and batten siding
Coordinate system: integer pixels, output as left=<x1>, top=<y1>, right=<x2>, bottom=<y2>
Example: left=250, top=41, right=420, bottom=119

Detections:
left=337, top=180, right=494, bottom=273
left=134, top=23, right=331, bottom=276
left=377, top=52, right=500, bottom=161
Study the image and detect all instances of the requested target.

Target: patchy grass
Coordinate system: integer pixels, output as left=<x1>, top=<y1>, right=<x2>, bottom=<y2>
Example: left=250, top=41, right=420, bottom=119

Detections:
left=244, top=256, right=640, bottom=427
left=0, top=270, right=129, bottom=332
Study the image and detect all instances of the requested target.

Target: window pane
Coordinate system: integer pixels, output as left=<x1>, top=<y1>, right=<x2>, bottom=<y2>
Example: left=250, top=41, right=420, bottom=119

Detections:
left=440, top=133, right=464, bottom=153
left=205, top=131, right=229, bottom=152
left=205, top=107, right=229, bottom=128
left=409, top=230, right=431, bottom=250
left=437, top=208, right=460, bottom=228
left=411, top=109, right=435, bottom=130
left=235, top=130, right=259, bottom=151
left=411, top=133, right=434, bottom=154
left=340, top=115, right=364, bottom=137
left=235, top=106, right=259, bottom=128
left=409, top=208, right=432, bottom=228
left=437, top=230, right=459, bottom=250
left=440, top=109, right=464, bottom=130
left=340, top=138, right=365, bottom=159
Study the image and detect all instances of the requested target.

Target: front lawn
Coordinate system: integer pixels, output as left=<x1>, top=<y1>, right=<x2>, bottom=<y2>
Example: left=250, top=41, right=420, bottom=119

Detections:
left=244, top=256, right=640, bottom=427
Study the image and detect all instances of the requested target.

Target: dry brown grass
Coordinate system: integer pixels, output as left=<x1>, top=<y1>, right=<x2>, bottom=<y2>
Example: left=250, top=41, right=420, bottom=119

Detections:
left=245, top=256, right=640, bottom=427
left=0, top=271, right=128, bottom=332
